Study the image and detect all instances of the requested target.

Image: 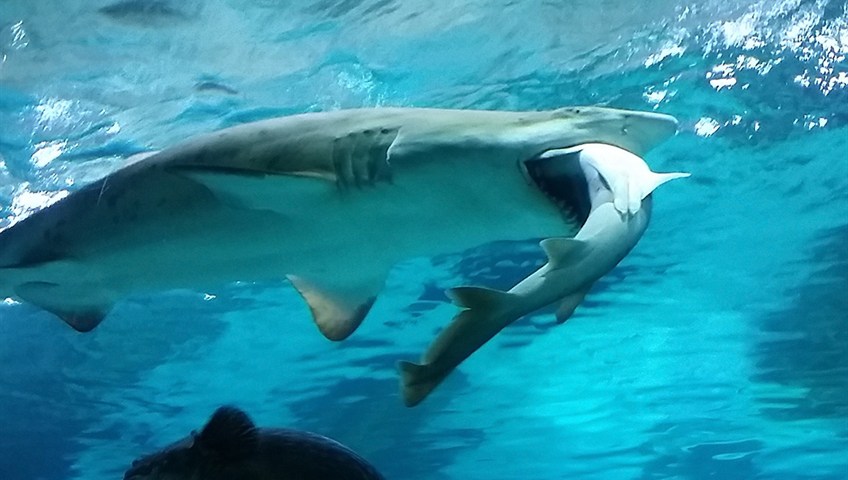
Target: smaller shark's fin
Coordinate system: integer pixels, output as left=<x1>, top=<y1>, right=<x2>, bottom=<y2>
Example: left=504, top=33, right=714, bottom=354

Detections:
left=616, top=170, right=690, bottom=215
left=286, top=274, right=377, bottom=341
left=445, top=285, right=511, bottom=312
left=555, top=288, right=591, bottom=324
left=14, top=282, right=112, bottom=332
left=644, top=172, right=691, bottom=198
left=398, top=360, right=438, bottom=408
left=539, top=237, right=589, bottom=268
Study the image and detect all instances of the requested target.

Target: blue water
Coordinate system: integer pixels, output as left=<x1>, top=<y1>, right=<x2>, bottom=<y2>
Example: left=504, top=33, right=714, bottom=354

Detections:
left=1, top=1, right=846, bottom=479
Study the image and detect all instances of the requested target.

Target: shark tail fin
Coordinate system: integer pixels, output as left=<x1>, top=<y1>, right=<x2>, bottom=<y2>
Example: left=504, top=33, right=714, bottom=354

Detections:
left=399, top=286, right=516, bottom=407
left=397, top=360, right=438, bottom=407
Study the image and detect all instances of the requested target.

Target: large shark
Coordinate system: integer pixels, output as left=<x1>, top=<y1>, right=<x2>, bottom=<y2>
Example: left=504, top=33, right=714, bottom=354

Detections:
left=0, top=107, right=678, bottom=345
left=398, top=143, right=689, bottom=406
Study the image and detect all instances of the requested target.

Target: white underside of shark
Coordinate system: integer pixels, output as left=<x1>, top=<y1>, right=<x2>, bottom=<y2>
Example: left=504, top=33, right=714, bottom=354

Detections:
left=0, top=106, right=686, bottom=404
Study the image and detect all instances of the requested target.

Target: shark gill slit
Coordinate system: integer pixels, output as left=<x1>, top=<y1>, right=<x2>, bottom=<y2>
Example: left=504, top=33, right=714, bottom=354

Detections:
left=332, top=128, right=398, bottom=188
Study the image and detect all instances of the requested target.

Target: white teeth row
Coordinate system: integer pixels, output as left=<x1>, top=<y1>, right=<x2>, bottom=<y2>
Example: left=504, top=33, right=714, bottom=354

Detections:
left=332, top=128, right=399, bottom=189
left=534, top=175, right=578, bottom=222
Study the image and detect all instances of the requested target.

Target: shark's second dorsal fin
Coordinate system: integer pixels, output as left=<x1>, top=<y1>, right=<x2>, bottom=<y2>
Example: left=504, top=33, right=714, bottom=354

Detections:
left=14, top=281, right=112, bottom=332
left=286, top=274, right=378, bottom=341
left=539, top=237, right=589, bottom=268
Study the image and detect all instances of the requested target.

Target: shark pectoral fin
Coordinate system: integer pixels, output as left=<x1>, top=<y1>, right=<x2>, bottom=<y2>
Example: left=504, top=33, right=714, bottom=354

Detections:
left=539, top=237, right=589, bottom=268
left=398, top=286, right=517, bottom=407
left=14, top=282, right=112, bottom=332
left=286, top=274, right=378, bottom=341
left=642, top=171, right=691, bottom=199
left=555, top=289, right=591, bottom=324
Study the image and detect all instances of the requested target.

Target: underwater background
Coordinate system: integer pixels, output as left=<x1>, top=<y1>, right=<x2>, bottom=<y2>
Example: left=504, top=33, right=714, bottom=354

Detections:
left=0, top=0, right=846, bottom=479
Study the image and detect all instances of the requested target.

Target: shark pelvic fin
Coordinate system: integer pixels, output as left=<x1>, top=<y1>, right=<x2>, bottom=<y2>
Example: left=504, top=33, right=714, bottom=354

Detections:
left=555, top=288, right=591, bottom=324
left=14, top=281, right=112, bottom=332
left=286, top=274, right=377, bottom=341
left=539, top=237, right=589, bottom=268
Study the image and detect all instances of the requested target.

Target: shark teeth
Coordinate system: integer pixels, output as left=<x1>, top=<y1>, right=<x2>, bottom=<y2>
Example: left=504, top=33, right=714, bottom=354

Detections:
left=523, top=153, right=592, bottom=230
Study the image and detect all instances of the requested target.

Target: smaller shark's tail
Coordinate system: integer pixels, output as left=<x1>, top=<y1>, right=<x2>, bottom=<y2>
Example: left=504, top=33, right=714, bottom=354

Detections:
left=397, top=361, right=438, bottom=408
left=399, top=286, right=516, bottom=407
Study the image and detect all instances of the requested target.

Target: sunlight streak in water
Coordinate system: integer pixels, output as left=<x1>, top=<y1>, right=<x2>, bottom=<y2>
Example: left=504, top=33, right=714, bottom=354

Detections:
left=705, top=0, right=848, bottom=95
left=34, top=98, right=75, bottom=126
left=29, top=140, right=67, bottom=167
left=3, top=184, right=69, bottom=228
left=694, top=117, right=722, bottom=136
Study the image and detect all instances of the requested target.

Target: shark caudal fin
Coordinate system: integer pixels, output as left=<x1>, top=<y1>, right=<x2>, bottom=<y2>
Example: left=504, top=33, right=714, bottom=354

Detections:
left=397, top=360, right=440, bottom=407
left=399, top=286, right=516, bottom=407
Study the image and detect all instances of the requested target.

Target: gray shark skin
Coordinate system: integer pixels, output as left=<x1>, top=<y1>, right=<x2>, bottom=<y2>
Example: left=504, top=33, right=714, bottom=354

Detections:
left=398, top=144, right=689, bottom=406
left=0, top=106, right=677, bottom=341
left=124, top=406, right=385, bottom=480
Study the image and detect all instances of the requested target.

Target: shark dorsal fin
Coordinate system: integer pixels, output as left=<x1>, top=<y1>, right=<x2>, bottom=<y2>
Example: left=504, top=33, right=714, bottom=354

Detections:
left=539, top=238, right=589, bottom=268
left=286, top=275, right=377, bottom=341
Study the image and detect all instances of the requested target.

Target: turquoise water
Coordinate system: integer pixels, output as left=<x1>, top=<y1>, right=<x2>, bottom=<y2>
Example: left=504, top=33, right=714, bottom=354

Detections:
left=1, top=1, right=846, bottom=479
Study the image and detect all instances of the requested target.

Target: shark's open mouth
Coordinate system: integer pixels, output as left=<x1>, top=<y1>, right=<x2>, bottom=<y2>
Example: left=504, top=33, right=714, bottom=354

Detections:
left=523, top=148, right=593, bottom=230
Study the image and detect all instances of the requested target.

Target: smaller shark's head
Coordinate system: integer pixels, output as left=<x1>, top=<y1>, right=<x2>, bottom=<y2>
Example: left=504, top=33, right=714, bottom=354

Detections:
left=523, top=143, right=689, bottom=226
left=124, top=406, right=259, bottom=480
left=575, top=143, right=690, bottom=215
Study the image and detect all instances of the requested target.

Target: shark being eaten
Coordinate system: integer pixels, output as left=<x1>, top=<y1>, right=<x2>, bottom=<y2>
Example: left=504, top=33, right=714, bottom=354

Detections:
left=398, top=143, right=689, bottom=406
left=0, top=106, right=686, bottom=396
